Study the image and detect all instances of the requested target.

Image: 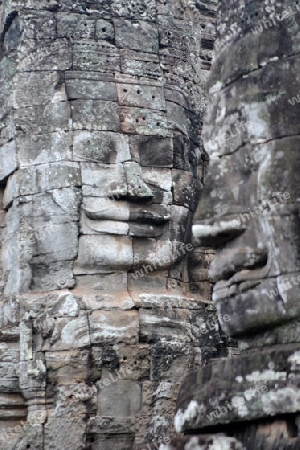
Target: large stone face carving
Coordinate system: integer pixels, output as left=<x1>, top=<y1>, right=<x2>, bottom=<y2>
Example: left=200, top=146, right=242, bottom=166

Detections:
left=171, top=0, right=300, bottom=448
left=196, top=0, right=300, bottom=341
left=0, top=1, right=218, bottom=449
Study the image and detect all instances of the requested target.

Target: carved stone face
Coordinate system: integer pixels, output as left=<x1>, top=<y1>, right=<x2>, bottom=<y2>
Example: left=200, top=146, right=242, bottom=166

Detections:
left=195, top=59, right=300, bottom=338
left=74, top=132, right=202, bottom=276
left=0, top=1, right=220, bottom=448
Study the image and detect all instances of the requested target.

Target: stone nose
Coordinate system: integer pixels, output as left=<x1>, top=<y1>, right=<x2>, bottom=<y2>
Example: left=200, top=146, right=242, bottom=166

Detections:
left=124, top=162, right=153, bottom=201
left=192, top=219, right=246, bottom=248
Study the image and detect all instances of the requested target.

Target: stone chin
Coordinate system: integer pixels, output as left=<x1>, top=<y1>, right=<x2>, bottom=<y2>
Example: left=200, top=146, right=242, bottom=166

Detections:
left=73, top=233, right=188, bottom=274
left=215, top=275, right=300, bottom=338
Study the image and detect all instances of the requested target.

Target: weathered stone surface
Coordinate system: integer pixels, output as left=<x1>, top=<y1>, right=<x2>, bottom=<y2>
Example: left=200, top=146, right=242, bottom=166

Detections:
left=74, top=235, right=133, bottom=273
left=111, top=0, right=157, bottom=21
left=89, top=310, right=139, bottom=345
left=0, top=141, right=17, bottom=181
left=124, top=162, right=154, bottom=200
left=73, top=41, right=120, bottom=72
left=13, top=102, right=70, bottom=136
left=114, top=19, right=159, bottom=53
left=17, top=39, right=72, bottom=71
left=131, top=136, right=173, bottom=168
left=66, top=73, right=118, bottom=101
left=95, top=19, right=115, bottom=41
left=71, top=100, right=120, bottom=132
left=73, top=131, right=131, bottom=164
left=12, top=71, right=59, bottom=108
left=4, top=163, right=81, bottom=206
left=17, top=131, right=73, bottom=168
left=120, top=49, right=162, bottom=79
left=0, top=1, right=217, bottom=448
left=175, top=345, right=300, bottom=431
left=157, top=435, right=244, bottom=450
left=98, top=380, right=142, bottom=416
left=81, top=162, right=127, bottom=198
left=177, top=0, right=300, bottom=449
left=117, top=82, right=166, bottom=110
left=57, top=13, right=95, bottom=40
left=120, top=107, right=169, bottom=136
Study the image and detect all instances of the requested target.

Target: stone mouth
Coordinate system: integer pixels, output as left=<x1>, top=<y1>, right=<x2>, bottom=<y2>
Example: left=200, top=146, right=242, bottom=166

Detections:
left=212, top=249, right=271, bottom=301
left=129, top=215, right=170, bottom=224
left=213, top=277, right=262, bottom=301
left=209, top=248, right=268, bottom=283
left=212, top=261, right=271, bottom=301
left=85, top=205, right=171, bottom=224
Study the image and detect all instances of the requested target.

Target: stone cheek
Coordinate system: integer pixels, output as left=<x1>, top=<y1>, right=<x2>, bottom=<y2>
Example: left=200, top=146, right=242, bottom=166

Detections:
left=0, top=1, right=218, bottom=449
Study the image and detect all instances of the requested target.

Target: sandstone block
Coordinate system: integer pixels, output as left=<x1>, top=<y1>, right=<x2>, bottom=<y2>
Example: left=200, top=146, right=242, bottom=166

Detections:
left=75, top=271, right=128, bottom=294
left=0, top=362, right=19, bottom=391
left=74, top=235, right=133, bottom=274
left=39, top=313, right=90, bottom=351
left=120, top=49, right=162, bottom=79
left=95, top=19, right=115, bottom=41
left=87, top=416, right=135, bottom=435
left=111, top=0, right=156, bottom=21
left=139, top=308, right=193, bottom=343
left=151, top=341, right=193, bottom=381
left=81, top=215, right=129, bottom=236
left=172, top=169, right=200, bottom=210
left=57, top=0, right=111, bottom=16
left=120, top=107, right=169, bottom=136
left=10, top=424, right=44, bottom=450
left=113, top=344, right=151, bottom=381
left=82, top=197, right=130, bottom=222
left=173, top=135, right=199, bottom=175
left=71, top=100, right=120, bottom=132
left=142, top=167, right=172, bottom=192
left=0, top=140, right=17, bottom=182
left=20, top=11, right=57, bottom=41
left=73, top=41, right=120, bottom=72
left=5, top=163, right=81, bottom=205
left=44, top=416, right=86, bottom=450
left=129, top=223, right=166, bottom=238
left=89, top=310, right=139, bottom=345
left=81, top=162, right=127, bottom=198
left=45, top=350, right=90, bottom=384
left=167, top=101, right=198, bottom=142
left=57, top=13, right=95, bottom=40
left=12, top=71, right=60, bottom=108
left=74, top=287, right=134, bottom=312
left=98, top=380, right=142, bottom=416
left=85, top=433, right=135, bottom=450
left=133, top=239, right=173, bottom=269
left=18, top=39, right=72, bottom=71
left=124, top=161, right=153, bottom=199
left=17, top=131, right=72, bottom=168
left=73, top=131, right=130, bottom=164
left=13, top=102, right=70, bottom=135
left=66, top=74, right=118, bottom=101
left=114, top=19, right=159, bottom=53
left=133, top=136, right=173, bottom=168
left=117, top=82, right=165, bottom=110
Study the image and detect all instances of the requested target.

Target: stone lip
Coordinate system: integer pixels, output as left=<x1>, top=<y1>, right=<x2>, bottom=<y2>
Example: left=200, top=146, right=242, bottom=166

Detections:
left=175, top=344, right=300, bottom=432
